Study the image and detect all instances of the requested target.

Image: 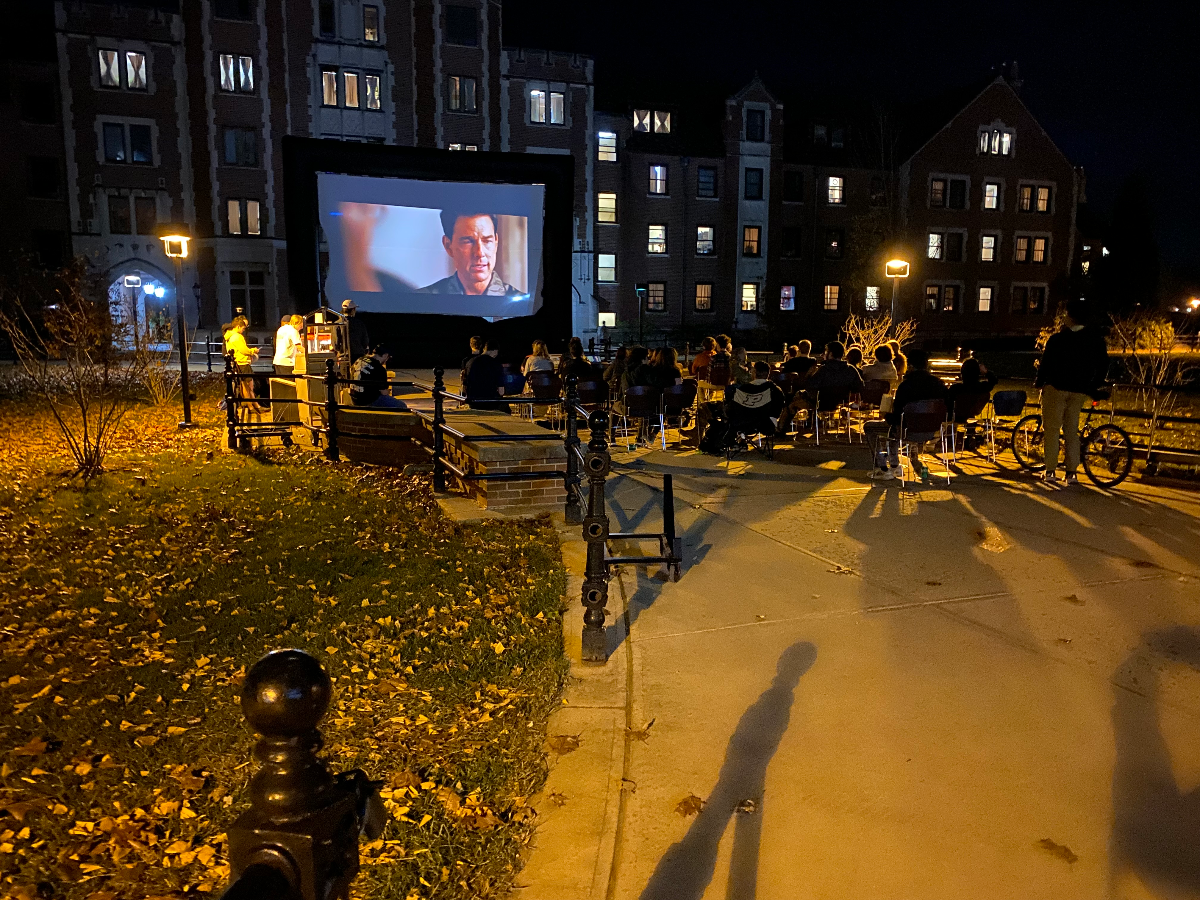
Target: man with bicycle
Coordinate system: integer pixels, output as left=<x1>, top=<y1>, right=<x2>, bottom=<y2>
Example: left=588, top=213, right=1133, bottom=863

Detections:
left=1035, top=298, right=1110, bottom=485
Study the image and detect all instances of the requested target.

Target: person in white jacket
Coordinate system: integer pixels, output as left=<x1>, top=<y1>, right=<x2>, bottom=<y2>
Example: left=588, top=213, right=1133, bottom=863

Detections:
left=273, top=315, right=303, bottom=376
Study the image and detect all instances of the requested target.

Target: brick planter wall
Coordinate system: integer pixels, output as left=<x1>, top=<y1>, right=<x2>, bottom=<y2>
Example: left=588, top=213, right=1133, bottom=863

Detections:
left=338, top=409, right=428, bottom=467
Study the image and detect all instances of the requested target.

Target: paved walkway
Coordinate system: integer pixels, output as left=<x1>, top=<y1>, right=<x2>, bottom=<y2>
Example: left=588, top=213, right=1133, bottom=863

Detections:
left=518, top=446, right=1200, bottom=900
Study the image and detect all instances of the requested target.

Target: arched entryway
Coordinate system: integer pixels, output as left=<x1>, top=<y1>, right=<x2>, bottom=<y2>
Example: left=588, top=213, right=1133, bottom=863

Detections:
left=105, top=259, right=177, bottom=348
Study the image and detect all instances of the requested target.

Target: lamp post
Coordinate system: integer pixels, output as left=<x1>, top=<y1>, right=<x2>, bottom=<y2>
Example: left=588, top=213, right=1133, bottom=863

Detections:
left=158, top=224, right=195, bottom=428
left=884, top=258, right=910, bottom=321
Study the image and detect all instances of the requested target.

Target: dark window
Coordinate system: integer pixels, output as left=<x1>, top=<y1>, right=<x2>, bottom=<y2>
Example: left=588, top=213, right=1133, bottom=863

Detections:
left=1011, top=286, right=1028, bottom=314
left=448, top=75, right=477, bottom=112
left=697, top=166, right=718, bottom=198
left=825, top=229, right=843, bottom=260
left=19, top=82, right=57, bottom=125
left=27, top=157, right=60, bottom=198
left=744, top=167, right=763, bottom=200
left=445, top=5, right=478, bottom=46
left=214, top=0, right=254, bottom=20
left=230, top=270, right=267, bottom=327
left=831, top=127, right=844, bottom=148
left=742, top=226, right=760, bottom=257
left=108, top=195, right=131, bottom=234
left=945, top=232, right=964, bottom=263
left=223, top=128, right=258, bottom=167
left=942, top=285, right=959, bottom=312
left=1019, top=185, right=1033, bottom=212
left=783, top=170, right=803, bottom=202
left=134, top=196, right=157, bottom=235
left=948, top=179, right=967, bottom=210
left=1029, top=286, right=1046, bottom=314
left=746, top=108, right=765, bottom=142
left=319, top=0, right=335, bottom=35
left=782, top=227, right=802, bottom=258
left=363, top=5, right=379, bottom=41
left=930, top=178, right=946, bottom=207
left=30, top=230, right=66, bottom=269
left=869, top=176, right=885, bottom=206
left=129, top=124, right=152, bottom=163
left=103, top=123, right=126, bottom=162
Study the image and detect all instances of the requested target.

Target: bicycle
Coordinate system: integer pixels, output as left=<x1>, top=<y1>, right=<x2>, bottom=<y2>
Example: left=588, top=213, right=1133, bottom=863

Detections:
left=1010, top=389, right=1134, bottom=487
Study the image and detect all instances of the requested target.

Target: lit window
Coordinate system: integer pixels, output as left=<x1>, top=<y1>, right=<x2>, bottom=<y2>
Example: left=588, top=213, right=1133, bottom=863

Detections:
left=530, top=89, right=546, bottom=123
left=695, top=283, right=712, bottom=311
left=247, top=200, right=261, bottom=235
left=227, top=199, right=242, bottom=235
left=363, top=5, right=379, bottom=41
left=344, top=72, right=360, bottom=108
left=742, top=226, right=760, bottom=257
left=550, top=91, right=565, bottom=125
left=1081, top=260, right=1090, bottom=275
left=365, top=74, right=380, bottom=109
left=780, top=285, right=795, bottom=311
left=1102, top=246, right=1110, bottom=256
left=979, top=131, right=990, bottom=154
left=645, top=282, right=665, bottom=311
left=99, top=49, right=120, bottom=87
left=827, top=175, right=844, bottom=204
left=930, top=178, right=946, bottom=207
left=697, top=166, right=718, bottom=198
left=1036, top=186, right=1051, bottom=212
left=1019, top=185, right=1033, bottom=212
left=825, top=229, right=843, bottom=259
left=448, top=143, right=463, bottom=150
left=597, top=192, right=617, bottom=223
left=239, top=56, right=254, bottom=92
left=219, top=54, right=235, bottom=91
left=978, top=286, right=993, bottom=312
left=449, top=76, right=477, bottom=112
left=653, top=110, right=670, bottom=133
left=1033, top=237, right=1047, bottom=263
left=648, top=224, right=667, bottom=254
left=696, top=226, right=714, bottom=255
left=1000, top=132, right=1012, bottom=155
left=823, top=284, right=839, bottom=311
left=984, top=183, right=999, bottom=209
left=980, top=127, right=1015, bottom=156
left=598, top=131, right=617, bottom=162
left=1015, top=236, right=1029, bottom=262
left=597, top=253, right=616, bottom=282
left=741, top=283, right=759, bottom=312
left=649, top=164, right=667, bottom=195
left=322, top=70, right=338, bottom=106
left=925, top=285, right=941, bottom=312
left=865, top=286, right=880, bottom=312
left=981, top=235, right=996, bottom=262
left=465, top=145, right=477, bottom=150
left=927, top=232, right=943, bottom=260
left=633, top=109, right=650, bottom=131
left=991, top=130, right=1000, bottom=154
left=744, top=168, right=763, bottom=200
left=126, top=52, right=147, bottom=90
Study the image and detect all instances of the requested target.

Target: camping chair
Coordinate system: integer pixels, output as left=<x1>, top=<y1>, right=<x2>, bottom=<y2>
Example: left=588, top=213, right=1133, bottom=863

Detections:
left=947, top=390, right=993, bottom=462
left=897, top=399, right=951, bottom=487
left=612, top=386, right=662, bottom=449
left=724, top=400, right=777, bottom=463
left=698, top=358, right=732, bottom=403
left=661, top=381, right=698, bottom=449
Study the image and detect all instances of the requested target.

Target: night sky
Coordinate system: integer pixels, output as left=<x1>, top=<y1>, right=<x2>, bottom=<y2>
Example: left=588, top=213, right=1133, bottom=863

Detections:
left=506, top=0, right=1199, bottom=293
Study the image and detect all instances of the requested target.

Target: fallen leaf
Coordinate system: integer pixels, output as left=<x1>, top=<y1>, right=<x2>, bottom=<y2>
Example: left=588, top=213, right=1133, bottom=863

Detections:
left=626, top=718, right=656, bottom=742
left=10, top=738, right=47, bottom=756
left=1062, top=594, right=1084, bottom=606
left=547, top=734, right=580, bottom=754
left=547, top=791, right=567, bottom=807
left=1037, top=838, right=1078, bottom=864
left=736, top=798, right=757, bottom=815
left=675, top=794, right=705, bottom=817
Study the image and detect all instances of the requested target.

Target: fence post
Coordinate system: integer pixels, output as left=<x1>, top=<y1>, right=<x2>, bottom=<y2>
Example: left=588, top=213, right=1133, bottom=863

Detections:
left=224, top=355, right=238, bottom=450
left=226, top=649, right=385, bottom=900
left=432, top=366, right=446, bottom=492
left=206, top=332, right=214, bottom=373
left=324, top=358, right=340, bottom=462
left=581, top=409, right=611, bottom=662
left=564, top=375, right=582, bottom=524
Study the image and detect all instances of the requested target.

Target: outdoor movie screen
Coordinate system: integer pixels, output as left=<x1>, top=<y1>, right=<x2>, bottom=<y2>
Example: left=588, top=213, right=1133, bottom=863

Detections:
left=317, top=172, right=546, bottom=319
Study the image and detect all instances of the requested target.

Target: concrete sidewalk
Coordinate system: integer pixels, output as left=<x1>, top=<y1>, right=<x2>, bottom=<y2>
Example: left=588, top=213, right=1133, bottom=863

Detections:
left=518, top=449, right=1200, bottom=900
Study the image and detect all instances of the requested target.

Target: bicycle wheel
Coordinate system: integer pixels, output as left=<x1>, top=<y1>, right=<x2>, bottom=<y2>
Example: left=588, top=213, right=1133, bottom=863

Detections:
left=1011, top=414, right=1046, bottom=470
left=1082, top=424, right=1133, bottom=487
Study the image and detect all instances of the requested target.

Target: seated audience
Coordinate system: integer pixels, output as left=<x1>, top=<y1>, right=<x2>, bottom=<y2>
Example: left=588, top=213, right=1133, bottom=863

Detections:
left=559, top=336, right=597, bottom=381
left=888, top=339, right=908, bottom=380
left=731, top=347, right=753, bottom=385
left=845, top=345, right=865, bottom=368
left=690, top=336, right=717, bottom=378
left=461, top=335, right=484, bottom=387
left=726, top=361, right=786, bottom=437
left=350, top=345, right=408, bottom=410
left=777, top=341, right=863, bottom=434
left=463, top=341, right=507, bottom=410
left=604, top=346, right=628, bottom=397
left=860, top=345, right=900, bottom=389
left=781, top=339, right=817, bottom=378
left=523, top=340, right=555, bottom=376
left=873, top=349, right=947, bottom=477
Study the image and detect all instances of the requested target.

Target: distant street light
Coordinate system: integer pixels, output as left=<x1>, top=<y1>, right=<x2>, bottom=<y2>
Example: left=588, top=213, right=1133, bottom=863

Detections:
left=158, top=224, right=195, bottom=428
left=1188, top=297, right=1200, bottom=313
left=885, top=259, right=910, bottom=320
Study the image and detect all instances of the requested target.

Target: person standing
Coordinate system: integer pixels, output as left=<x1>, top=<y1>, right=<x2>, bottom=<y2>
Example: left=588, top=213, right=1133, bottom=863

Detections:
left=341, top=299, right=371, bottom=361
left=1035, top=298, right=1109, bottom=485
left=223, top=315, right=261, bottom=414
left=272, top=315, right=303, bottom=376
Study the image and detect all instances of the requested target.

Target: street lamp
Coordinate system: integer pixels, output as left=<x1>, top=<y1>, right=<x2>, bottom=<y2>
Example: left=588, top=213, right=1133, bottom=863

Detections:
left=884, top=258, right=910, bottom=320
left=158, top=223, right=195, bottom=428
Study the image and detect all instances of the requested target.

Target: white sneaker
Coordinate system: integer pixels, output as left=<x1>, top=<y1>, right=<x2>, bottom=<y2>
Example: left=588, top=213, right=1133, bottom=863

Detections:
left=1064, top=472, right=1078, bottom=485
left=871, top=467, right=896, bottom=480
left=1042, top=471, right=1061, bottom=485
left=887, top=465, right=904, bottom=478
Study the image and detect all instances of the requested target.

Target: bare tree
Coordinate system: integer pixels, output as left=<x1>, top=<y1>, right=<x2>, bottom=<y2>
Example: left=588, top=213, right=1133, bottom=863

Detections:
left=109, top=281, right=181, bottom=406
left=841, top=313, right=918, bottom=358
left=1107, top=313, right=1199, bottom=454
left=0, top=256, right=145, bottom=479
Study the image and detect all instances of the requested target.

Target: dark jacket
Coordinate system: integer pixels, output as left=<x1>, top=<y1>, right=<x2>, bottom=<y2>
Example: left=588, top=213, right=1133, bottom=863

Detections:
left=782, top=356, right=816, bottom=378
left=888, top=370, right=948, bottom=426
left=350, top=355, right=388, bottom=406
left=1036, top=326, right=1109, bottom=395
left=346, top=316, right=371, bottom=362
left=946, top=372, right=998, bottom=422
left=806, top=359, right=864, bottom=403
left=631, top=363, right=680, bottom=390
left=562, top=356, right=599, bottom=383
left=462, top=352, right=504, bottom=407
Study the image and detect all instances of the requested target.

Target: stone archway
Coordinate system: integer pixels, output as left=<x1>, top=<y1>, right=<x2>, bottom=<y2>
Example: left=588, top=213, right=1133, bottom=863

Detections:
left=104, top=259, right=175, bottom=349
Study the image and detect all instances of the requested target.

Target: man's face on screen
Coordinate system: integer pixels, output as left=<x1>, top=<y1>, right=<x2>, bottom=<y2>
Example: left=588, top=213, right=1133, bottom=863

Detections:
left=443, top=215, right=498, bottom=294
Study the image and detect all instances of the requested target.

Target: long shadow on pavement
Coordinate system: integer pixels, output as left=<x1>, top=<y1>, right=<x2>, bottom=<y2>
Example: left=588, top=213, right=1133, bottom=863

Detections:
left=638, top=641, right=817, bottom=900
left=1110, top=625, right=1200, bottom=895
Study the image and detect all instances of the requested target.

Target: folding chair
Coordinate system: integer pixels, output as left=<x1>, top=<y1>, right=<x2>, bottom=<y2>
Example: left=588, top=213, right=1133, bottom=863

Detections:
left=613, top=386, right=662, bottom=449
left=526, top=372, right=563, bottom=426
left=897, top=399, right=951, bottom=487
left=661, top=381, right=698, bottom=449
left=813, top=390, right=853, bottom=446
left=947, top=391, right=992, bottom=461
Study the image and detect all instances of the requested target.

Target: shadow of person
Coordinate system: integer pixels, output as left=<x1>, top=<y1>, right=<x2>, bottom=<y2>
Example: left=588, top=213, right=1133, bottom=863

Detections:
left=1111, top=626, right=1200, bottom=896
left=639, top=641, right=817, bottom=900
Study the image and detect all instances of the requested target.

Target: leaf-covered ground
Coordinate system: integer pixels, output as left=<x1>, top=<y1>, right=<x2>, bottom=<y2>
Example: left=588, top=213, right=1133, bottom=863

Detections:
left=0, top=389, right=567, bottom=900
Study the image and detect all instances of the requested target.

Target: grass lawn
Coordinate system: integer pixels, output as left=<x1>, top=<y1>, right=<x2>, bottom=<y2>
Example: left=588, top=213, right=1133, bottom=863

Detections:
left=0, top=386, right=567, bottom=900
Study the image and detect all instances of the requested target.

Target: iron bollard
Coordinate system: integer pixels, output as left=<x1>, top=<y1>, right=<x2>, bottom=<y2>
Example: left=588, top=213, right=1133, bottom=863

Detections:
left=323, top=359, right=340, bottom=462
left=580, top=409, right=611, bottom=662
left=224, top=356, right=239, bottom=451
left=564, top=375, right=582, bottom=525
left=225, top=650, right=386, bottom=900
left=432, top=367, right=446, bottom=493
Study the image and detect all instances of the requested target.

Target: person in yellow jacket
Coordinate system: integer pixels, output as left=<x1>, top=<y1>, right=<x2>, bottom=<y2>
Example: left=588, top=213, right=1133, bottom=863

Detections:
left=223, top=316, right=261, bottom=413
